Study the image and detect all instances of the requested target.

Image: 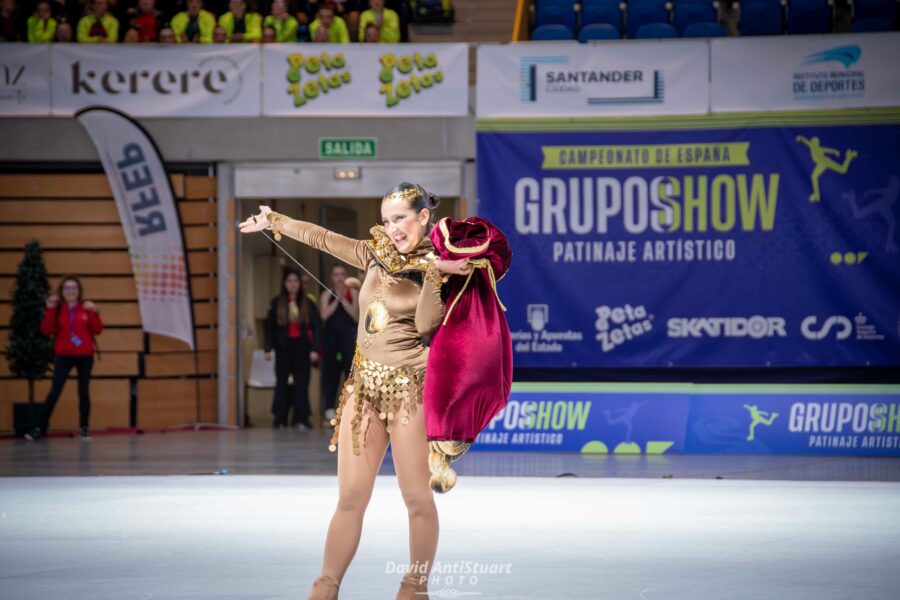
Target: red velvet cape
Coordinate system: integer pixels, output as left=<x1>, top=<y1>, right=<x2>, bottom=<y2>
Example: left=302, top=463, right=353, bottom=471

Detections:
left=424, top=217, right=513, bottom=442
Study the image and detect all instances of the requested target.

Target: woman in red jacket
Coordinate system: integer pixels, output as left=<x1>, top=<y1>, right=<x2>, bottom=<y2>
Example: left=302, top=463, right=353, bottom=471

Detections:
left=26, top=276, right=103, bottom=441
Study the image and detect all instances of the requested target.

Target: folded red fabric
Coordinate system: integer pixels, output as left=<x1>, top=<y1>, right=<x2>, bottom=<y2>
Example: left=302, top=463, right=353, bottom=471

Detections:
left=424, top=217, right=513, bottom=442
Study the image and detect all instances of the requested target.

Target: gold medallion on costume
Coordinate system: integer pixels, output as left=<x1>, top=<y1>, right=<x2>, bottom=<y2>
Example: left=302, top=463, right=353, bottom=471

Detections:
left=364, top=300, right=389, bottom=334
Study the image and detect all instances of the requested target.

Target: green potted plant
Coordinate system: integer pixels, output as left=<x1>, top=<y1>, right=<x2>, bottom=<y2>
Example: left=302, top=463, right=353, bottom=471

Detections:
left=5, top=240, right=54, bottom=435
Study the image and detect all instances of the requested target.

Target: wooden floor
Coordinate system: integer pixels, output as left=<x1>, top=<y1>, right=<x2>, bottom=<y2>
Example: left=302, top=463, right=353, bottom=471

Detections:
left=2, top=427, right=899, bottom=481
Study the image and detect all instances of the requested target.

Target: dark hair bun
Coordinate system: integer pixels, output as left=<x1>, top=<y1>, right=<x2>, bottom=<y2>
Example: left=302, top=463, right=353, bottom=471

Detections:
left=427, top=191, right=441, bottom=211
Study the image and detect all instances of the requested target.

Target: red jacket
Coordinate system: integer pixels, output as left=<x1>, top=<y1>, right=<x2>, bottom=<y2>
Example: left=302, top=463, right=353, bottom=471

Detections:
left=40, top=303, right=104, bottom=357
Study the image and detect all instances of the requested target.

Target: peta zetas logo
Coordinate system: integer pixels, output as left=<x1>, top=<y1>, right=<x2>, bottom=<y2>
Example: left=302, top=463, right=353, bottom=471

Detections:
left=801, top=316, right=852, bottom=341
left=595, top=304, right=653, bottom=352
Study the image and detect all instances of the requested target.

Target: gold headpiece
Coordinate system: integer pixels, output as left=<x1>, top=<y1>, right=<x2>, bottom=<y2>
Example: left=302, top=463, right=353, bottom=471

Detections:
left=384, top=186, right=422, bottom=205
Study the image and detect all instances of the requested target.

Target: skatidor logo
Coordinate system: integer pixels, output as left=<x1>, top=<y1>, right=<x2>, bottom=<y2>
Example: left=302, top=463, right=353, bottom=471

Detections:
left=667, top=316, right=786, bottom=339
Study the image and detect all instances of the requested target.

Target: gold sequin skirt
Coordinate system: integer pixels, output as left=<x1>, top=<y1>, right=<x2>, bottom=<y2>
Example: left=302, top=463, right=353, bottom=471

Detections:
left=328, top=347, right=425, bottom=455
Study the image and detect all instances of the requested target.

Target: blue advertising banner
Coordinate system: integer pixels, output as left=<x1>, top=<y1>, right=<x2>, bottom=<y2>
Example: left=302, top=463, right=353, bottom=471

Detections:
left=470, top=384, right=900, bottom=457
left=474, top=386, right=690, bottom=454
left=476, top=111, right=900, bottom=367
left=685, top=390, right=900, bottom=457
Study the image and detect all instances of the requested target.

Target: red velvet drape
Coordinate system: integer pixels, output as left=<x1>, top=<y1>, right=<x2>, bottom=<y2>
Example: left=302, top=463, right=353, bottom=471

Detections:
left=424, top=217, right=513, bottom=442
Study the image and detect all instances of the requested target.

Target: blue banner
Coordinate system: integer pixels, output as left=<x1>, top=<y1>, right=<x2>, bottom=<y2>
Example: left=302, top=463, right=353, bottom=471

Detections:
left=474, top=389, right=690, bottom=454
left=470, top=384, right=900, bottom=457
left=685, top=392, right=900, bottom=456
left=476, top=113, right=900, bottom=367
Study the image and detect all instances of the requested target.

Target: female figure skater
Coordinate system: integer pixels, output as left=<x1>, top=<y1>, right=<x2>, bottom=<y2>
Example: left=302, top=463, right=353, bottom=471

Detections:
left=239, top=183, right=471, bottom=600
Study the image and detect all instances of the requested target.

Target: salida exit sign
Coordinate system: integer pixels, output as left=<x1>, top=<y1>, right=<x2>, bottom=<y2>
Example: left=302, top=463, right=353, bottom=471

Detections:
left=319, top=138, right=377, bottom=160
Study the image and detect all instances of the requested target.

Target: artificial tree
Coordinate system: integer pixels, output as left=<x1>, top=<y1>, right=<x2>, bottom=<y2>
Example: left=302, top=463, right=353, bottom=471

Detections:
left=5, top=240, right=54, bottom=403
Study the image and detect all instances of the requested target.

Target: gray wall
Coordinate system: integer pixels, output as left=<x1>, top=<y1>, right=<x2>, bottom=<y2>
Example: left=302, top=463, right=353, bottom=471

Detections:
left=0, top=116, right=476, bottom=163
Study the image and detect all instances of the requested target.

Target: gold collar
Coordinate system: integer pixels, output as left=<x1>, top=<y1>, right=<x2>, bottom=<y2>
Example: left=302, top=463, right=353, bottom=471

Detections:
left=366, top=225, right=436, bottom=273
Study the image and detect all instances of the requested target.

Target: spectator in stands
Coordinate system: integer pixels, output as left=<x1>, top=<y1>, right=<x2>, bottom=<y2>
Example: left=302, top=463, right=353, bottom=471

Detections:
left=212, top=22, right=225, bottom=41
left=362, top=19, right=378, bottom=41
left=26, top=276, right=103, bottom=442
left=0, top=0, right=24, bottom=40
left=76, top=0, right=119, bottom=43
left=126, top=0, right=161, bottom=42
left=218, top=0, right=261, bottom=42
left=171, top=0, right=216, bottom=43
left=332, top=0, right=358, bottom=41
left=359, top=0, right=398, bottom=43
left=27, top=0, right=57, bottom=42
left=261, top=22, right=275, bottom=41
left=309, top=2, right=348, bottom=43
left=296, top=0, right=320, bottom=24
left=158, top=24, right=175, bottom=41
left=54, top=17, right=72, bottom=40
left=264, top=268, right=321, bottom=432
left=263, top=0, right=297, bottom=41
left=122, top=24, right=139, bottom=40
left=48, top=0, right=70, bottom=21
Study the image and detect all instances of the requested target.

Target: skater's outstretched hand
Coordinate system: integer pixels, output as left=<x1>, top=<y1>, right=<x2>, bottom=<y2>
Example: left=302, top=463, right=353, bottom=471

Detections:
left=239, top=206, right=273, bottom=233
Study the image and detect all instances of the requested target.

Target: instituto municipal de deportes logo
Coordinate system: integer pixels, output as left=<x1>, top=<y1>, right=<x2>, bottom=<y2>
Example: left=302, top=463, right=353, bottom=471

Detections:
left=793, top=45, right=865, bottom=101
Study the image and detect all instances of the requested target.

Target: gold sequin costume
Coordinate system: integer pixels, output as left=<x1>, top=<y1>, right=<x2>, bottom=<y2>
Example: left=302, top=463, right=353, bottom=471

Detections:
left=268, top=213, right=446, bottom=455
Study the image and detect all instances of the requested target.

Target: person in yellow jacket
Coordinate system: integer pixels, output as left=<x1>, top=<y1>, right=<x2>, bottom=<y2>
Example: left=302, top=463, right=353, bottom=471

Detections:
left=358, top=0, right=399, bottom=43
left=262, top=0, right=297, bottom=43
left=218, top=0, right=262, bottom=43
left=27, top=0, right=57, bottom=43
left=76, top=0, right=119, bottom=43
left=171, top=0, right=216, bottom=44
left=309, top=4, right=349, bottom=44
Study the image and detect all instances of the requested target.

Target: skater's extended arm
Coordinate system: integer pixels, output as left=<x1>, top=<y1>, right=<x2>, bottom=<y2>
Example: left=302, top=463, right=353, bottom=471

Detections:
left=240, top=206, right=371, bottom=270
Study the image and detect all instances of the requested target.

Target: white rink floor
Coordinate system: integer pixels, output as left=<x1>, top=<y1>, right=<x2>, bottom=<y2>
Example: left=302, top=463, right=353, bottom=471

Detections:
left=1, top=476, right=899, bottom=600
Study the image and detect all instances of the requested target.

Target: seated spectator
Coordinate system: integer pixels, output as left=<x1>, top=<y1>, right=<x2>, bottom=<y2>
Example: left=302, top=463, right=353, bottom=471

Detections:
left=76, top=0, right=118, bottom=43
left=362, top=20, right=378, bottom=42
left=296, top=0, right=320, bottom=25
left=332, top=0, right=358, bottom=41
left=0, top=0, right=23, bottom=41
left=310, top=3, right=348, bottom=43
left=263, top=0, right=297, bottom=42
left=359, top=0, right=398, bottom=43
left=212, top=23, right=226, bottom=41
left=54, top=17, right=71, bottom=40
left=158, top=24, right=175, bottom=42
left=122, top=25, right=139, bottom=40
left=126, top=0, right=161, bottom=42
left=261, top=22, right=276, bottom=41
left=171, top=0, right=216, bottom=43
left=27, top=0, right=57, bottom=42
left=218, top=0, right=261, bottom=42
left=411, top=0, right=452, bottom=23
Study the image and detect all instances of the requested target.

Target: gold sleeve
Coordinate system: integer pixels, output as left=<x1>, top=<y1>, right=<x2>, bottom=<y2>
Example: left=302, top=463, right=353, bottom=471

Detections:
left=415, top=262, right=446, bottom=338
left=269, top=212, right=371, bottom=270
